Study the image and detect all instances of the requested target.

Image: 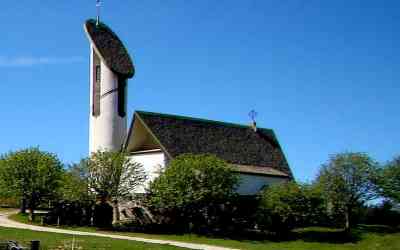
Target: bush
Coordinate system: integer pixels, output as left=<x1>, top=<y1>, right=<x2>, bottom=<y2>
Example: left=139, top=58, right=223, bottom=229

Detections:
left=147, top=154, right=240, bottom=234
left=44, top=200, right=94, bottom=226
left=93, top=201, right=113, bottom=228
left=361, top=201, right=400, bottom=227
left=257, top=182, right=326, bottom=237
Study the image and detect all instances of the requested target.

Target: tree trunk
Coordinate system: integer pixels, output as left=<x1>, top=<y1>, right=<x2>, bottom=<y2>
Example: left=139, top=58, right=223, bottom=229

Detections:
left=29, top=206, right=35, bottom=222
left=112, top=200, right=120, bottom=224
left=28, top=196, right=36, bottom=222
left=20, top=197, right=27, bottom=214
left=344, top=207, right=351, bottom=234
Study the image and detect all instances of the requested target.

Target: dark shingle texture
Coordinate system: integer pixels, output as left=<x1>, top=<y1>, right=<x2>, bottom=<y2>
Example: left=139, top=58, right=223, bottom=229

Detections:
left=85, top=19, right=134, bottom=78
left=136, top=111, right=293, bottom=178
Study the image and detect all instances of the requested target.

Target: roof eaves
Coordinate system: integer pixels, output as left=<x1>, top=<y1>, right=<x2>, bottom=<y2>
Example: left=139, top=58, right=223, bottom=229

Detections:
left=232, top=164, right=289, bottom=177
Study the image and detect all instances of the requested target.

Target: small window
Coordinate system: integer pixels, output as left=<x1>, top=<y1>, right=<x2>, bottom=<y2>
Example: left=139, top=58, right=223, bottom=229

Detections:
left=96, top=65, right=101, bottom=83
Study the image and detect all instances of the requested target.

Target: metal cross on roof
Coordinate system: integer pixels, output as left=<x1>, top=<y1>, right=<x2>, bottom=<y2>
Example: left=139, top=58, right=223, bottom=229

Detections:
left=249, top=109, right=258, bottom=123
left=96, top=0, right=102, bottom=25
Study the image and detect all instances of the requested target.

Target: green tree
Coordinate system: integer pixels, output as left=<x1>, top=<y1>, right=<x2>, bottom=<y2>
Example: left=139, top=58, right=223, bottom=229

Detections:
left=60, top=159, right=93, bottom=202
left=257, top=182, right=326, bottom=237
left=376, top=156, right=400, bottom=204
left=87, top=150, right=146, bottom=224
left=0, top=147, right=64, bottom=221
left=316, top=152, right=378, bottom=232
left=148, top=154, right=239, bottom=232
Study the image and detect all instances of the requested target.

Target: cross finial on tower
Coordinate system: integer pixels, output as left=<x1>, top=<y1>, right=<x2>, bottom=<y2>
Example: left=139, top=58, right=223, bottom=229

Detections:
left=96, top=0, right=102, bottom=25
left=248, top=109, right=258, bottom=132
left=249, top=109, right=258, bottom=123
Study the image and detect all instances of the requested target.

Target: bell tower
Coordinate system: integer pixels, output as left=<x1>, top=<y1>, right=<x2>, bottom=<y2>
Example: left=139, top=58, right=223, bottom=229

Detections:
left=84, top=19, right=135, bottom=154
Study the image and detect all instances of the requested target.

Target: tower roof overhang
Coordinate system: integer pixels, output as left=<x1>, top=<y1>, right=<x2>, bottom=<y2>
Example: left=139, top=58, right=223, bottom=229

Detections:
left=84, top=19, right=135, bottom=78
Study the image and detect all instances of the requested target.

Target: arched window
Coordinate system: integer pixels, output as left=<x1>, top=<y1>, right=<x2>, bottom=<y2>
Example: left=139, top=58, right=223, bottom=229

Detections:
left=118, top=77, right=126, bottom=117
left=92, top=50, right=101, bottom=117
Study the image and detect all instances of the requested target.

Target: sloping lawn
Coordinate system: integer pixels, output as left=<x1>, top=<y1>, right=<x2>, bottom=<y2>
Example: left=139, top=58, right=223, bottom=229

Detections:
left=9, top=213, right=400, bottom=250
left=0, top=227, right=186, bottom=250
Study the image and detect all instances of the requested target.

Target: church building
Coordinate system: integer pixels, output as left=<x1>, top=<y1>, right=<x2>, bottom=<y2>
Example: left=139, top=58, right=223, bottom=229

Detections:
left=84, top=19, right=294, bottom=196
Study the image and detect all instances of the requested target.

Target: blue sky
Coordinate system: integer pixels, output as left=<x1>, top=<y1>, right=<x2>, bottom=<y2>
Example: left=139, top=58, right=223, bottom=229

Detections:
left=0, top=1, right=398, bottom=182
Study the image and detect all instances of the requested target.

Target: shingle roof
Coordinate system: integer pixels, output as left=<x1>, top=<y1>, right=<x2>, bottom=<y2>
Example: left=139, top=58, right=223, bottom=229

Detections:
left=84, top=19, right=134, bottom=78
left=130, top=111, right=293, bottom=178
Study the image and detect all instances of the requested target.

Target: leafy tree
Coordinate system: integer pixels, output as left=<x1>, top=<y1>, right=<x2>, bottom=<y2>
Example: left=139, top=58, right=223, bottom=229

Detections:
left=316, top=152, right=378, bottom=232
left=87, top=150, right=146, bottom=224
left=148, top=154, right=239, bottom=232
left=376, top=156, right=400, bottom=204
left=0, top=147, right=64, bottom=221
left=257, top=182, right=326, bottom=237
left=60, top=159, right=92, bottom=202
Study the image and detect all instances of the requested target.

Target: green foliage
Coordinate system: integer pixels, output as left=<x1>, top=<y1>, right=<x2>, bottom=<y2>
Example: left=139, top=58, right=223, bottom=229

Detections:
left=359, top=200, right=400, bottom=227
left=315, top=152, right=378, bottom=231
left=87, top=150, right=146, bottom=202
left=87, top=150, right=146, bottom=224
left=147, top=154, right=239, bottom=232
left=257, top=182, right=326, bottom=236
left=0, top=147, right=64, bottom=219
left=59, top=159, right=92, bottom=202
left=149, top=154, right=239, bottom=208
left=376, top=156, right=400, bottom=204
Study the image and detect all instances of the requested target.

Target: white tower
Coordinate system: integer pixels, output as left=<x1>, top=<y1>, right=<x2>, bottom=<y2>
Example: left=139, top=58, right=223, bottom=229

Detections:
left=84, top=19, right=135, bottom=154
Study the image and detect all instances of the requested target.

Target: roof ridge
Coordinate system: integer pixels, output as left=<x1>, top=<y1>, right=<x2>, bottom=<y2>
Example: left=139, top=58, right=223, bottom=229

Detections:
left=135, top=110, right=273, bottom=132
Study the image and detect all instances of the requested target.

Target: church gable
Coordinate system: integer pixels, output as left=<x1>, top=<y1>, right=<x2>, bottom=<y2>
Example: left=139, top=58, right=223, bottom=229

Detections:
left=125, top=115, right=162, bottom=153
left=125, top=111, right=293, bottom=179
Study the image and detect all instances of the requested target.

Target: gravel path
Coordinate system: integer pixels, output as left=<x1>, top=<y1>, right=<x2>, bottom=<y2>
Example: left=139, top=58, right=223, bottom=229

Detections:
left=0, top=210, right=238, bottom=250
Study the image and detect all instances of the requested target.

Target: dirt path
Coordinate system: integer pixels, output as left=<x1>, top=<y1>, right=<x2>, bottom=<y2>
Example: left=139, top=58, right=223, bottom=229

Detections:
left=0, top=210, right=238, bottom=250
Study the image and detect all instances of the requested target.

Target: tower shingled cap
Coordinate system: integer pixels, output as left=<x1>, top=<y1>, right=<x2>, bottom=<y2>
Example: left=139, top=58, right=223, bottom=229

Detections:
left=85, top=19, right=135, bottom=78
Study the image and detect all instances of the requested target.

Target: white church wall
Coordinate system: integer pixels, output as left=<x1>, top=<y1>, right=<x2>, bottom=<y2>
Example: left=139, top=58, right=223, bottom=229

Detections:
left=236, top=173, right=288, bottom=195
left=128, top=151, right=165, bottom=193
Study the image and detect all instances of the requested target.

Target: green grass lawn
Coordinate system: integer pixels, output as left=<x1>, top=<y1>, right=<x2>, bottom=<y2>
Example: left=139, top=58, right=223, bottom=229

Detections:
left=9, top=213, right=400, bottom=250
left=0, top=227, right=186, bottom=250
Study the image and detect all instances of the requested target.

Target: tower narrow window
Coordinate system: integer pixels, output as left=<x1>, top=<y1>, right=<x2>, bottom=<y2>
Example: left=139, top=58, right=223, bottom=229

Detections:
left=96, top=65, right=101, bottom=83
left=118, top=77, right=126, bottom=117
left=92, top=51, right=101, bottom=117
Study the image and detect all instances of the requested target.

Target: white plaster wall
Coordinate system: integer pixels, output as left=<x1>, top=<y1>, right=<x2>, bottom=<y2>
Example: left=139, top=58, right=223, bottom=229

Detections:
left=128, top=151, right=165, bottom=193
left=89, top=44, right=127, bottom=154
left=236, top=174, right=287, bottom=195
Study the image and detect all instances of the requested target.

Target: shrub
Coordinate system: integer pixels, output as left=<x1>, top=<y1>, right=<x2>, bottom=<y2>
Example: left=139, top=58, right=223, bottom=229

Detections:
left=44, top=200, right=94, bottom=226
left=257, top=182, right=326, bottom=237
left=361, top=200, right=400, bottom=227
left=147, top=154, right=240, bottom=233
left=93, top=201, right=113, bottom=228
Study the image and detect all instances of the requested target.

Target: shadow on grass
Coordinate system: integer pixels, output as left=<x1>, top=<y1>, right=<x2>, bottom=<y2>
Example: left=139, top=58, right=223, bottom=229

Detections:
left=357, top=224, right=399, bottom=234
left=147, top=227, right=360, bottom=244
left=213, top=228, right=360, bottom=244
left=291, top=228, right=361, bottom=243
left=190, top=225, right=399, bottom=244
left=9, top=213, right=399, bottom=246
